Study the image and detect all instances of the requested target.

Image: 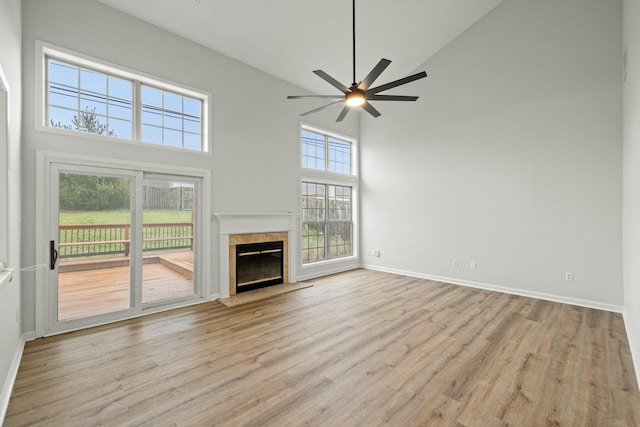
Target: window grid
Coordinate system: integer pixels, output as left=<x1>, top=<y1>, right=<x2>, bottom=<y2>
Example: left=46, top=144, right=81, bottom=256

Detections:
left=141, top=84, right=202, bottom=150
left=48, top=59, right=134, bottom=140
left=301, top=129, right=352, bottom=175
left=301, top=130, right=325, bottom=170
left=46, top=56, right=206, bottom=152
left=301, top=182, right=353, bottom=264
left=328, top=138, right=352, bottom=174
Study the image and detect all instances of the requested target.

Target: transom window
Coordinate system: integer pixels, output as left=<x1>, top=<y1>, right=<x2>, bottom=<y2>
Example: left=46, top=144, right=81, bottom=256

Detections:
left=301, top=129, right=352, bottom=174
left=48, top=60, right=134, bottom=139
left=43, top=48, right=209, bottom=153
left=141, top=85, right=202, bottom=150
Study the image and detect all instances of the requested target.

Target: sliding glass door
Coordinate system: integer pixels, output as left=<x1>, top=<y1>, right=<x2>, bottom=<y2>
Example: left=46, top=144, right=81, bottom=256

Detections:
left=47, top=163, right=202, bottom=334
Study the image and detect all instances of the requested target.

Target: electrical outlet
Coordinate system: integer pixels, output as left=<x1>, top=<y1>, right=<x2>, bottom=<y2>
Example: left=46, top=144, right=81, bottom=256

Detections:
left=565, top=272, right=573, bottom=281
left=452, top=259, right=459, bottom=268
left=470, top=261, right=476, bottom=270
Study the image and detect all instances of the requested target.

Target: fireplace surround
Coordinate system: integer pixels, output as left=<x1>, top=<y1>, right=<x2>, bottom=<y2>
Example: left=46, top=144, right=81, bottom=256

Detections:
left=228, top=232, right=288, bottom=295
left=215, top=213, right=298, bottom=298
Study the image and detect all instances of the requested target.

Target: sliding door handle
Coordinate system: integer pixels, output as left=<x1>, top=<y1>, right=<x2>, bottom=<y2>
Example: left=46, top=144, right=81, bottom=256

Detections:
left=50, top=240, right=58, bottom=270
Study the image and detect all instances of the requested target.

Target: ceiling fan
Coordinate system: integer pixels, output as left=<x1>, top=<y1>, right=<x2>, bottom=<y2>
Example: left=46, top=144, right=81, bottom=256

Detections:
left=288, top=0, right=427, bottom=122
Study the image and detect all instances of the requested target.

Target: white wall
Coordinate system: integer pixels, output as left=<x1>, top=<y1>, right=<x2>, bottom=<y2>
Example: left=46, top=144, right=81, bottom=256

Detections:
left=360, top=0, right=623, bottom=309
left=623, top=0, right=640, bottom=384
left=20, top=0, right=359, bottom=334
left=0, top=0, right=22, bottom=421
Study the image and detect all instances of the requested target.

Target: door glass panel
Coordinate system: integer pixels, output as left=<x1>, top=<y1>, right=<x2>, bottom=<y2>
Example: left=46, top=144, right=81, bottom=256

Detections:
left=57, top=172, right=133, bottom=320
left=142, top=176, right=196, bottom=303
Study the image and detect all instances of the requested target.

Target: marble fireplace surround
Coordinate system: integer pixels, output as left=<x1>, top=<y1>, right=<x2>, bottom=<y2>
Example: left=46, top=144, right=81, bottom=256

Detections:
left=215, top=213, right=298, bottom=298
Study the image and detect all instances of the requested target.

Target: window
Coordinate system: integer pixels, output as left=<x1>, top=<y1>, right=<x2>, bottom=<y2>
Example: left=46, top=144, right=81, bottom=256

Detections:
left=141, top=85, right=202, bottom=150
left=301, top=129, right=352, bottom=174
left=48, top=60, right=133, bottom=139
left=41, top=44, right=209, bottom=153
left=301, top=183, right=353, bottom=263
left=300, top=126, right=356, bottom=265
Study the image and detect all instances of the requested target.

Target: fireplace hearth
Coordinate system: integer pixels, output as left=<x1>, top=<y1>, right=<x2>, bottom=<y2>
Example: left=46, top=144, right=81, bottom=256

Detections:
left=235, top=240, right=284, bottom=293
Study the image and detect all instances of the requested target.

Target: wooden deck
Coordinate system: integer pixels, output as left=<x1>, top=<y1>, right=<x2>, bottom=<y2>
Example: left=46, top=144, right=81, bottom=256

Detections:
left=58, top=251, right=194, bottom=320
left=6, top=269, right=640, bottom=426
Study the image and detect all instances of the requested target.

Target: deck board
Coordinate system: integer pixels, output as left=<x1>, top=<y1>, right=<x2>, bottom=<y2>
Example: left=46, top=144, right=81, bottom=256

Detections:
left=58, top=252, right=194, bottom=320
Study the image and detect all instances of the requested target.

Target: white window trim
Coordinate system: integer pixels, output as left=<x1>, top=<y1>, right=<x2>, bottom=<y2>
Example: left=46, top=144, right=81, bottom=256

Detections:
left=35, top=40, right=212, bottom=155
left=0, top=64, right=9, bottom=271
left=298, top=123, right=360, bottom=276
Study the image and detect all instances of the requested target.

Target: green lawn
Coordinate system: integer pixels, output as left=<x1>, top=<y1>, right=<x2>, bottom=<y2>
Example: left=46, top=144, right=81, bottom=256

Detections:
left=59, top=209, right=192, bottom=225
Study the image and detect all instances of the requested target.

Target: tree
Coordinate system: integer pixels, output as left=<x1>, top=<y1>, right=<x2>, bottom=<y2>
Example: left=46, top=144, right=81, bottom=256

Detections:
left=50, top=107, right=117, bottom=137
left=59, top=173, right=130, bottom=211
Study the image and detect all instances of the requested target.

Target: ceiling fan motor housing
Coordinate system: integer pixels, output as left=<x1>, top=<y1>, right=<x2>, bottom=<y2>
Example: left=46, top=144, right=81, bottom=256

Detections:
left=346, top=87, right=366, bottom=107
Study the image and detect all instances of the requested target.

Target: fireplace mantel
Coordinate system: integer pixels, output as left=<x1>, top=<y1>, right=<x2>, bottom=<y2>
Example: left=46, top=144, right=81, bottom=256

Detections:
left=214, top=212, right=298, bottom=298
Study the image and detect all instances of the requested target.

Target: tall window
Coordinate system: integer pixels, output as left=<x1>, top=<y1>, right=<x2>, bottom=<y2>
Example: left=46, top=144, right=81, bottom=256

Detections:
left=43, top=47, right=209, bottom=153
left=300, top=127, right=356, bottom=264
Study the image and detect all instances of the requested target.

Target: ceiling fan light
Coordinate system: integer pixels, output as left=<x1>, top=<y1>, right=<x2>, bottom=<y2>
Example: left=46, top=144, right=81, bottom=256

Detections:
left=346, top=91, right=366, bottom=107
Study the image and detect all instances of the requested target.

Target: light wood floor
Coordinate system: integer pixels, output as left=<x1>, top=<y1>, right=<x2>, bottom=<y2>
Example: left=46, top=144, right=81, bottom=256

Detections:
left=6, top=269, right=640, bottom=426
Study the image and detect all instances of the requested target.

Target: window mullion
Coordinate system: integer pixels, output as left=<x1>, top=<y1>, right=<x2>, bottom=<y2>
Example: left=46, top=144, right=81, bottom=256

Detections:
left=325, top=184, right=330, bottom=260
left=325, top=135, right=329, bottom=171
left=133, top=80, right=141, bottom=142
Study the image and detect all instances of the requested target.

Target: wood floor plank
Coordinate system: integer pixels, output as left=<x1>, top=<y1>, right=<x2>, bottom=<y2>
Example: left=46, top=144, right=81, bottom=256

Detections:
left=5, top=269, right=640, bottom=426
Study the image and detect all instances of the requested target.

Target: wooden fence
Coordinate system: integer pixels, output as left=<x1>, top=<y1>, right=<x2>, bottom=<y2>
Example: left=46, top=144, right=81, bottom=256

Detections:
left=58, top=222, right=193, bottom=259
left=144, top=186, right=193, bottom=210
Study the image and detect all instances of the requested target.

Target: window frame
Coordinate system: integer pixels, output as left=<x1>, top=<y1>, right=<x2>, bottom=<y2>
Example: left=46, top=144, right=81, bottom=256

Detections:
left=299, top=124, right=358, bottom=267
left=36, top=41, right=211, bottom=154
left=301, top=181, right=354, bottom=264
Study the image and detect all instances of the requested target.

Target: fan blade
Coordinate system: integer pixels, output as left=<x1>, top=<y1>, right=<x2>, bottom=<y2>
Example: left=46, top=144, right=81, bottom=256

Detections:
left=368, top=71, right=427, bottom=95
left=336, top=106, right=350, bottom=122
left=287, top=95, right=344, bottom=99
left=367, top=95, right=419, bottom=101
left=357, top=58, right=392, bottom=90
left=299, top=100, right=344, bottom=117
left=313, top=70, right=349, bottom=93
left=362, top=102, right=381, bottom=118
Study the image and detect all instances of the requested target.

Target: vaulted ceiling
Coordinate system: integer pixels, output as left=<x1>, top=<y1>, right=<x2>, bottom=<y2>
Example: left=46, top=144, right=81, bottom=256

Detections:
left=97, top=0, right=505, bottom=94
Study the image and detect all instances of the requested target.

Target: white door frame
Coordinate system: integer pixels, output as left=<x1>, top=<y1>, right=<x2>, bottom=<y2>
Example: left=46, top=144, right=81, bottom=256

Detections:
left=35, top=150, right=212, bottom=337
left=0, top=66, right=9, bottom=266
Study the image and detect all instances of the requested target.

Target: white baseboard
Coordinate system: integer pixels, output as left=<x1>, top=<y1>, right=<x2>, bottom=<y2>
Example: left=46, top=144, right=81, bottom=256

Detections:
left=361, top=264, right=625, bottom=313
left=623, top=308, right=640, bottom=390
left=0, top=333, right=26, bottom=425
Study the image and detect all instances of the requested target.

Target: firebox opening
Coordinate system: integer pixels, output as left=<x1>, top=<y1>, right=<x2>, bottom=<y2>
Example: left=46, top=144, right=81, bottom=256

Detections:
left=235, top=240, right=284, bottom=293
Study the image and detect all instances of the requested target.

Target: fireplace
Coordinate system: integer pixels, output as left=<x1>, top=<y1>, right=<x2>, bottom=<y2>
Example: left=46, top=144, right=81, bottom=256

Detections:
left=235, top=240, right=284, bottom=293
left=227, top=231, right=290, bottom=296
